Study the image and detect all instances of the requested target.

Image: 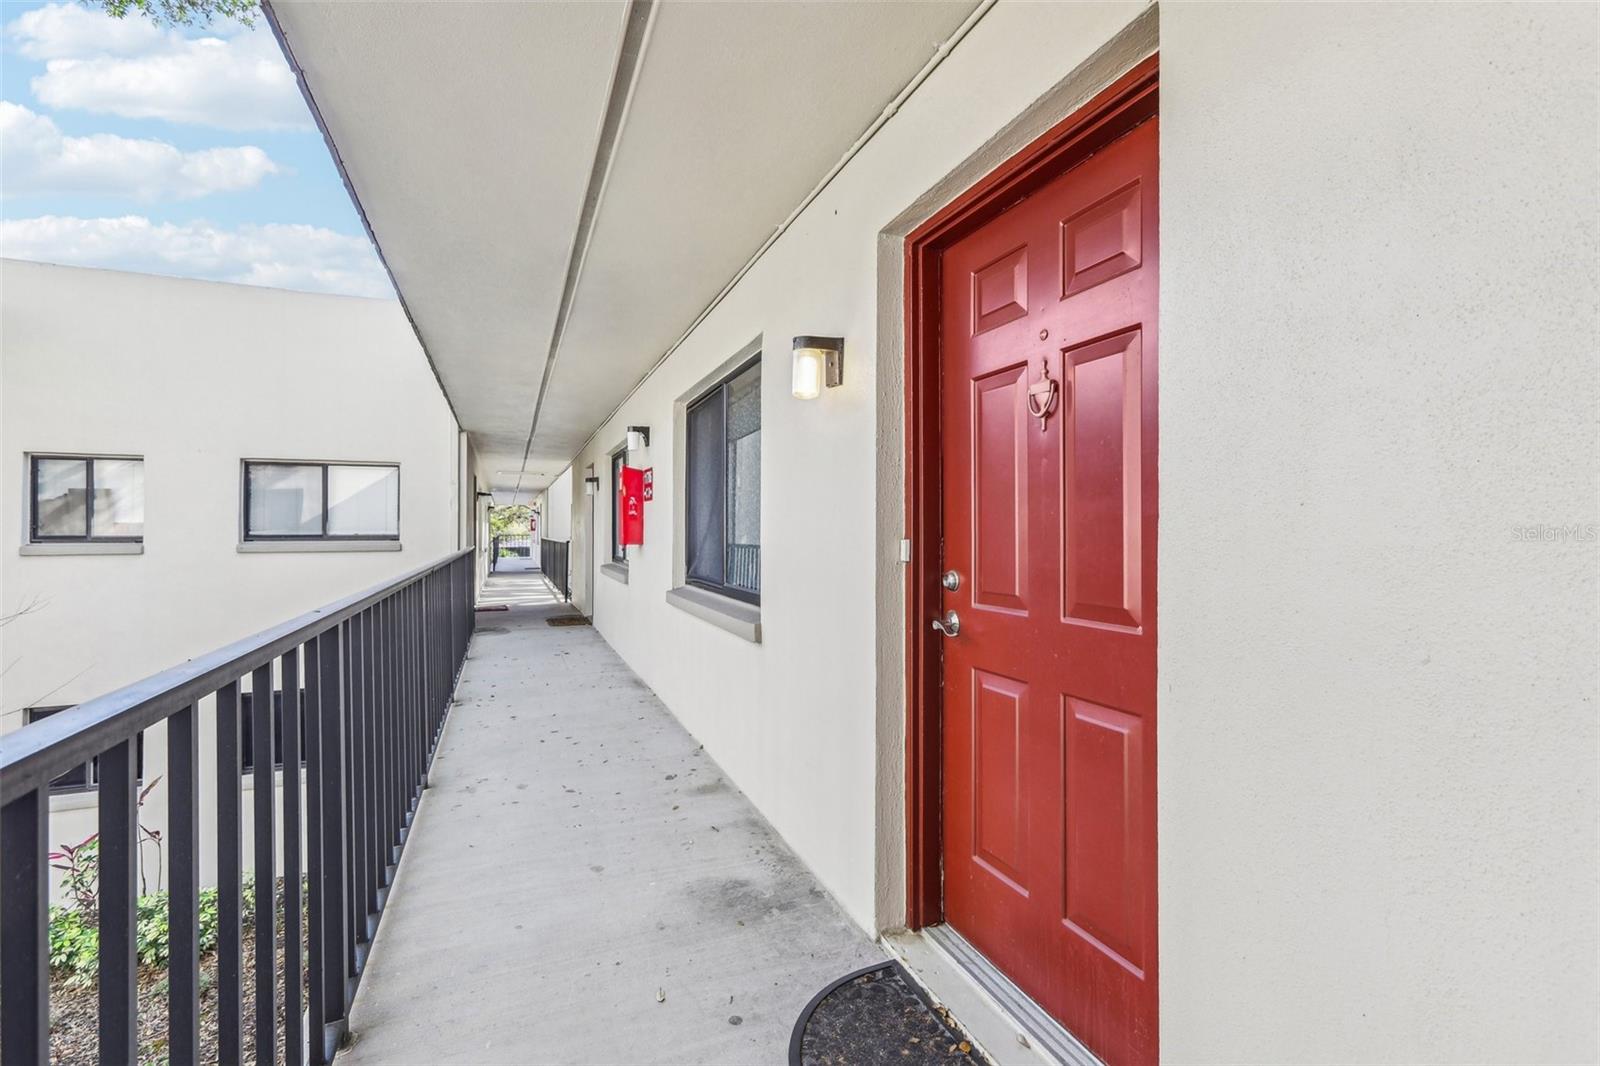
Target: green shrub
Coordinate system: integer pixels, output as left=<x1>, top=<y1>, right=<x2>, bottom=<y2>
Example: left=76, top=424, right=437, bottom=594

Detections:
left=49, top=906, right=100, bottom=984
left=48, top=874, right=263, bottom=980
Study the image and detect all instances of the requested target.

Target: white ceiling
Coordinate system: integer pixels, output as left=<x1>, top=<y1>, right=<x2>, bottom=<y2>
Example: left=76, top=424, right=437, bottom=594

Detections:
left=269, top=0, right=980, bottom=497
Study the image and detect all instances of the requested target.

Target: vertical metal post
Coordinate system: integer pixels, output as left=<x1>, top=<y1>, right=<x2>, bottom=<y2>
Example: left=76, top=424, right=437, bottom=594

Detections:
left=98, top=737, right=139, bottom=1063
left=350, top=613, right=368, bottom=937
left=252, top=663, right=277, bottom=1066
left=282, top=647, right=305, bottom=1065
left=306, top=628, right=349, bottom=1064
left=217, top=680, right=244, bottom=1065
left=169, top=704, right=201, bottom=1062
left=0, top=789, right=49, bottom=1065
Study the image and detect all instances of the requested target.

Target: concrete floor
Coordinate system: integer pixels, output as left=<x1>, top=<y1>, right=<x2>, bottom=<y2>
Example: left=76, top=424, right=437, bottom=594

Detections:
left=339, top=571, right=883, bottom=1064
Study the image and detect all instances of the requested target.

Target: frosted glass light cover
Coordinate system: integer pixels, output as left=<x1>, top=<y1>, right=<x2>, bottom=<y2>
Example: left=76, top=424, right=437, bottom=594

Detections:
left=792, top=347, right=824, bottom=400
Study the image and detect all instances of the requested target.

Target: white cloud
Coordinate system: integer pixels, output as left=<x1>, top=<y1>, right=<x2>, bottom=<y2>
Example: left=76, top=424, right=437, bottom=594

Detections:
left=0, top=215, right=393, bottom=298
left=1, top=101, right=281, bottom=201
left=7, top=2, right=165, bottom=61
left=7, top=3, right=307, bottom=131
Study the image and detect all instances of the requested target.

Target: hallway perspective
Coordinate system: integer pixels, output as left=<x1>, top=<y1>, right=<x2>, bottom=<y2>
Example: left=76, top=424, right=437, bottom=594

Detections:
left=337, top=571, right=883, bottom=1063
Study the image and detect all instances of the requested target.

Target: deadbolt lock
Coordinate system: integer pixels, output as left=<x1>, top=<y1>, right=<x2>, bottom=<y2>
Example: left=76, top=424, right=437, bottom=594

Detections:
left=941, top=569, right=962, bottom=591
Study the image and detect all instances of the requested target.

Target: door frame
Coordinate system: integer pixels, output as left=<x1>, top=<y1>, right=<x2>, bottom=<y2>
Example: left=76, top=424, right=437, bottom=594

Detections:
left=902, top=54, right=1159, bottom=929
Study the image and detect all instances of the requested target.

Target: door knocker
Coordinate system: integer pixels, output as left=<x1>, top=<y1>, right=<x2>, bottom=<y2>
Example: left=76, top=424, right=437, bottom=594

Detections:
left=1026, top=358, right=1058, bottom=433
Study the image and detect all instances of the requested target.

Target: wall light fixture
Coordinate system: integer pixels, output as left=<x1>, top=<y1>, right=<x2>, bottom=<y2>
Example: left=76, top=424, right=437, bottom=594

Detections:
left=792, top=336, right=844, bottom=400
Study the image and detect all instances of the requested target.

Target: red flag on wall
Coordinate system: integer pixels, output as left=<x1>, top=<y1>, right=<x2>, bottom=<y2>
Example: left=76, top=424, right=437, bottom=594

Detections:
left=619, top=466, right=646, bottom=546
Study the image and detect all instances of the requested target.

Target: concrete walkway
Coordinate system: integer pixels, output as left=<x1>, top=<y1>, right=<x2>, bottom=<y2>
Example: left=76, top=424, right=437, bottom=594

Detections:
left=339, top=572, right=882, bottom=1064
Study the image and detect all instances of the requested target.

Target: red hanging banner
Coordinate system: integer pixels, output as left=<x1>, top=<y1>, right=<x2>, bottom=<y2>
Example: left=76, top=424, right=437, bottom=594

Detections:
left=619, top=466, right=646, bottom=546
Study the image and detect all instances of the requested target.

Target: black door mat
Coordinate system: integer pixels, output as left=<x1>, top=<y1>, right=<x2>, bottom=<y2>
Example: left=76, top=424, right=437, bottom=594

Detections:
left=790, top=961, right=987, bottom=1065
left=546, top=615, right=591, bottom=627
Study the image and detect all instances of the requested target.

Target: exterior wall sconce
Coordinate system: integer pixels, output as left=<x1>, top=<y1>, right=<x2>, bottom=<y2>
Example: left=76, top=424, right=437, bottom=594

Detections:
left=792, top=336, right=843, bottom=400
left=626, top=425, right=651, bottom=450
left=584, top=476, right=601, bottom=496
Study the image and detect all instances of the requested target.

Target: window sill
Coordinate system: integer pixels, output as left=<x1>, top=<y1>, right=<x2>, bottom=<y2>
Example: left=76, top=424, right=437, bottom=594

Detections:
left=601, top=562, right=630, bottom=585
left=237, top=540, right=402, bottom=554
left=20, top=541, right=143, bottom=556
left=665, top=585, right=761, bottom=644
left=47, top=791, right=100, bottom=812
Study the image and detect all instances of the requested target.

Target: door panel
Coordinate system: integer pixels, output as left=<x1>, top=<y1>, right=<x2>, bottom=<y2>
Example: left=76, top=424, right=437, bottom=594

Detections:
left=938, top=117, right=1158, bottom=1066
left=1062, top=328, right=1143, bottom=629
left=972, top=670, right=1030, bottom=891
left=1063, top=695, right=1147, bottom=976
left=972, top=364, right=1031, bottom=613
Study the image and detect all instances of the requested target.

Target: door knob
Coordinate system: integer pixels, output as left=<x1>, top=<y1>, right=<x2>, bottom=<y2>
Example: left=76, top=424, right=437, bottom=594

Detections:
left=931, top=610, right=961, bottom=638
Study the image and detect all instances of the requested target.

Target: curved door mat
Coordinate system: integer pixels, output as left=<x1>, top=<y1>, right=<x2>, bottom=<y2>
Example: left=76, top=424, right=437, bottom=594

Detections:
left=790, top=961, right=987, bottom=1065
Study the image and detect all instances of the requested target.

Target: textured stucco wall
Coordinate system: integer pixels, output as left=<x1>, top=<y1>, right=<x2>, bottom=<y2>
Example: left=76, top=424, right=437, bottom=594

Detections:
left=0, top=260, right=462, bottom=895
left=560, top=0, right=1597, bottom=1058
left=1159, top=5, right=1598, bottom=1061
left=567, top=1, right=1154, bottom=935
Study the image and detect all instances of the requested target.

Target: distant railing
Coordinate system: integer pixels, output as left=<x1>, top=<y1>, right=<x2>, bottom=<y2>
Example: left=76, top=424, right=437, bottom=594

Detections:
left=539, top=538, right=570, bottom=601
left=495, top=534, right=532, bottom=557
left=727, top=543, right=760, bottom=596
left=0, top=547, right=476, bottom=1065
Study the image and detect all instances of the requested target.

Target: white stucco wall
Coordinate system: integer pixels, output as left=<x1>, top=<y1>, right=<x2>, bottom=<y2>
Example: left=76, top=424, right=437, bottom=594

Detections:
left=564, top=2, right=1596, bottom=1060
left=1159, top=5, right=1597, bottom=1061
left=567, top=0, right=1157, bottom=931
left=0, top=259, right=462, bottom=894
left=540, top=467, right=573, bottom=543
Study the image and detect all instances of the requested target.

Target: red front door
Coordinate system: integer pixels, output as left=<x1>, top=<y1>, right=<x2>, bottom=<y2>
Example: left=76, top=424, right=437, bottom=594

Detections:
left=938, top=117, right=1158, bottom=1065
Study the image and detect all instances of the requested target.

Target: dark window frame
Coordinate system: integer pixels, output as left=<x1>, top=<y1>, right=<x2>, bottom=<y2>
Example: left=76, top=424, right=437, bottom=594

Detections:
left=25, top=706, right=145, bottom=794
left=242, top=460, right=401, bottom=542
left=28, top=454, right=144, bottom=544
left=610, top=448, right=628, bottom=564
left=238, top=688, right=309, bottom=774
left=685, top=355, right=761, bottom=605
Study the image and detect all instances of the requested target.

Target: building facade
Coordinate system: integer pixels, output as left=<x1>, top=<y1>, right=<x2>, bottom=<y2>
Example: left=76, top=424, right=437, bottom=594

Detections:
left=0, top=259, right=469, bottom=895
left=549, top=7, right=1597, bottom=1063
left=80, top=1, right=1595, bottom=1061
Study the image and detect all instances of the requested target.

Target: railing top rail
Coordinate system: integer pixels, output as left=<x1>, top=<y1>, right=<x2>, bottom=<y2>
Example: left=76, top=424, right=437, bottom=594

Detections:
left=0, top=546, right=476, bottom=804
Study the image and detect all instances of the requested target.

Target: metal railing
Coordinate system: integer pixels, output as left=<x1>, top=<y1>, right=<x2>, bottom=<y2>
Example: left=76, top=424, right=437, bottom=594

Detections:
left=539, top=538, right=570, bottom=601
left=0, top=547, right=476, bottom=1065
left=493, top=534, right=532, bottom=558
left=727, top=543, right=760, bottom=596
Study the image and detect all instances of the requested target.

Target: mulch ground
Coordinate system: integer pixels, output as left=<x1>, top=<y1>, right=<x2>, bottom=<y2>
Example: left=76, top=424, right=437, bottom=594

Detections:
left=48, top=883, right=308, bottom=1066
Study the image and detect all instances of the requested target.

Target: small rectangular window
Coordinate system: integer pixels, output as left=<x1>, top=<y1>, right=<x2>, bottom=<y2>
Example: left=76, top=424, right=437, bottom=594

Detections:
left=25, top=706, right=144, bottom=793
left=243, top=461, right=399, bottom=540
left=30, top=455, right=144, bottom=542
left=685, top=357, right=760, bottom=603
left=238, top=689, right=308, bottom=774
left=610, top=449, right=627, bottom=563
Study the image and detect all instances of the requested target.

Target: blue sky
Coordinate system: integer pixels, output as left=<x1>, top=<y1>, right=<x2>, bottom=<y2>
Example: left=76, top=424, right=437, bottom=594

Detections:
left=0, top=0, right=392, bottom=297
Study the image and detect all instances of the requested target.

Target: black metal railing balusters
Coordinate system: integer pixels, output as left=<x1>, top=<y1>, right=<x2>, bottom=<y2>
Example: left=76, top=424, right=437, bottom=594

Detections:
left=169, top=702, right=202, bottom=1062
left=98, top=737, right=140, bottom=1063
left=282, top=647, right=306, bottom=1066
left=348, top=611, right=369, bottom=955
left=373, top=599, right=388, bottom=876
left=0, top=548, right=473, bottom=1065
left=218, top=680, right=245, bottom=1065
left=362, top=607, right=380, bottom=921
left=251, top=663, right=277, bottom=1066
left=0, top=788, right=49, bottom=1062
left=395, top=589, right=405, bottom=833
left=305, top=627, right=349, bottom=1064
left=341, top=616, right=359, bottom=982
left=415, top=581, right=424, bottom=785
left=382, top=596, right=394, bottom=859
left=398, top=585, right=411, bottom=824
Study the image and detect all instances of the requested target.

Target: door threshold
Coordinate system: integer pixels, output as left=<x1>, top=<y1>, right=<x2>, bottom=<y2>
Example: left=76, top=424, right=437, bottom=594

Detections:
left=884, top=925, right=1104, bottom=1066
